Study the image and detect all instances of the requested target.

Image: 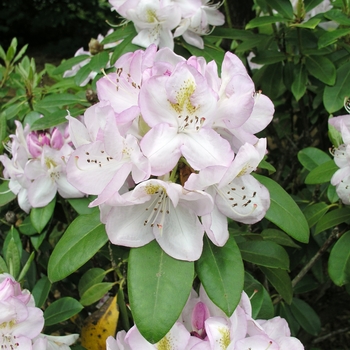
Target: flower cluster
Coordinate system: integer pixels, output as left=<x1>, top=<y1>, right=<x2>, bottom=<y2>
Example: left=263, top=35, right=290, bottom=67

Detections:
left=106, top=285, right=304, bottom=349
left=0, top=121, right=84, bottom=213
left=0, top=273, right=78, bottom=349
left=329, top=113, right=350, bottom=204
left=66, top=45, right=273, bottom=261
left=108, top=0, right=225, bottom=49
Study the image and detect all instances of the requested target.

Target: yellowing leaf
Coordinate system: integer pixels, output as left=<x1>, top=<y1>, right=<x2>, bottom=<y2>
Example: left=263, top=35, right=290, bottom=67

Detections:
left=81, top=295, right=119, bottom=349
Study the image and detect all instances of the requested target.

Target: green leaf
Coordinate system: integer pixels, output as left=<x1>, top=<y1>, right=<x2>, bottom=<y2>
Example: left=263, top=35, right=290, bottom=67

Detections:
left=266, top=0, right=294, bottom=19
left=48, top=212, right=108, bottom=282
left=290, top=17, right=321, bottom=29
left=298, top=147, right=331, bottom=171
left=244, top=272, right=264, bottom=318
left=315, top=207, right=350, bottom=235
left=80, top=282, right=116, bottom=306
left=44, top=297, right=83, bottom=326
left=89, top=51, right=109, bottom=72
left=101, top=23, right=137, bottom=45
left=196, top=235, right=244, bottom=316
left=304, top=0, right=324, bottom=12
left=291, top=64, right=307, bottom=101
left=52, top=55, right=90, bottom=75
left=318, top=28, right=350, bottom=48
left=246, top=16, right=288, bottom=29
left=305, top=160, right=338, bottom=184
left=110, top=35, right=139, bottom=66
left=0, top=256, right=8, bottom=274
left=323, top=61, right=350, bottom=113
left=3, top=227, right=22, bottom=261
left=32, top=275, right=51, bottom=308
left=0, top=181, right=16, bottom=206
left=128, top=240, right=194, bottom=343
left=303, top=202, right=329, bottom=228
left=31, top=110, right=71, bottom=130
left=250, top=51, right=285, bottom=65
left=35, top=93, right=84, bottom=109
left=0, top=113, right=7, bottom=153
left=328, top=230, right=350, bottom=285
left=74, top=64, right=93, bottom=87
left=6, top=38, right=17, bottom=62
left=261, top=229, right=301, bottom=248
left=324, top=9, right=350, bottom=25
left=78, top=267, right=107, bottom=297
left=31, top=231, right=47, bottom=251
left=238, top=240, right=289, bottom=269
left=30, top=197, right=56, bottom=233
left=13, top=44, right=28, bottom=64
left=290, top=298, right=321, bottom=335
left=18, top=216, right=38, bottom=236
left=305, top=55, right=336, bottom=85
left=259, top=266, right=293, bottom=304
left=5, top=238, right=21, bottom=279
left=67, top=197, right=96, bottom=215
left=254, top=175, right=309, bottom=243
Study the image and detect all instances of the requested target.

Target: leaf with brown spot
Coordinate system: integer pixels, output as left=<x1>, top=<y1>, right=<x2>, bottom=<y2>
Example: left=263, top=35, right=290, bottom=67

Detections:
left=81, top=295, right=119, bottom=349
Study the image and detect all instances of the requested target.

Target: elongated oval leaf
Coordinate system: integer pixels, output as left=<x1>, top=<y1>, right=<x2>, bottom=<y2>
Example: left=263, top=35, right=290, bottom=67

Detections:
left=52, top=55, right=90, bottom=75
left=30, top=197, right=56, bottom=233
left=237, top=240, right=289, bottom=270
left=267, top=0, right=294, bottom=19
left=318, top=28, right=350, bottom=48
left=254, top=175, right=309, bottom=243
left=305, top=55, right=336, bottom=85
left=48, top=212, right=108, bottom=282
left=246, top=16, right=287, bottom=29
left=32, top=275, right=51, bottom=308
left=259, top=266, right=293, bottom=304
left=44, top=297, right=83, bottom=326
left=0, top=181, right=16, bottom=206
left=305, top=160, right=338, bottom=184
left=290, top=298, right=321, bottom=335
left=261, top=229, right=300, bottom=248
left=35, top=93, right=84, bottom=109
left=78, top=267, right=108, bottom=297
left=323, top=61, right=350, bottom=113
left=291, top=64, right=307, bottom=101
left=303, top=202, right=329, bottom=228
left=315, top=207, right=350, bottom=235
left=80, top=282, right=116, bottom=306
left=328, top=230, right=350, bottom=285
left=298, top=147, right=331, bottom=171
left=128, top=240, right=194, bottom=343
left=89, top=51, right=109, bottom=72
left=196, top=235, right=244, bottom=316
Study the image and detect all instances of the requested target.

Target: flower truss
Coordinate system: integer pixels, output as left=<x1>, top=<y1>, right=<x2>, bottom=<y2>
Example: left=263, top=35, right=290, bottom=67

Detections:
left=0, top=121, right=84, bottom=212
left=108, top=0, right=225, bottom=49
left=63, top=29, right=120, bottom=86
left=106, top=285, right=304, bottom=349
left=0, top=273, right=78, bottom=349
left=329, top=112, right=350, bottom=204
left=66, top=44, right=274, bottom=261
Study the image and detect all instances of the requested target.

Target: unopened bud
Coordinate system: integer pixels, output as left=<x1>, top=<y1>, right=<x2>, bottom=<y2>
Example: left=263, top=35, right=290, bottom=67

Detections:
left=88, top=38, right=103, bottom=55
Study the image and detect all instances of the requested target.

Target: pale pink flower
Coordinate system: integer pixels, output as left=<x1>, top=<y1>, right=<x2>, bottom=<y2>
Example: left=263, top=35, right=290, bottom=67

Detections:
left=32, top=333, right=79, bottom=350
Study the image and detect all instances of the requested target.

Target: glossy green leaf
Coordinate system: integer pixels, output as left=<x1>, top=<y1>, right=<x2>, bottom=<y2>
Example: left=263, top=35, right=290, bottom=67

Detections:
left=0, top=256, right=8, bottom=274
left=303, top=202, right=329, bottom=228
left=68, top=197, right=97, bottom=215
left=246, top=16, right=288, bottom=29
left=315, top=207, right=350, bottom=234
left=291, top=64, right=307, bottom=101
left=74, top=64, right=93, bottom=86
left=244, top=272, right=267, bottom=319
left=305, top=55, right=336, bottom=85
left=80, top=282, right=116, bottom=306
left=32, top=275, right=51, bottom=308
left=52, top=55, right=90, bottom=75
left=278, top=303, right=300, bottom=336
left=304, top=0, right=324, bottom=12
left=35, top=93, right=84, bottom=109
left=44, top=297, right=83, bottom=326
left=78, top=267, right=107, bottom=297
left=31, top=109, right=76, bottom=130
left=304, top=160, right=338, bottom=184
left=290, top=17, right=321, bottom=29
left=323, top=62, right=350, bottom=113
left=196, top=235, right=244, bottom=316
left=31, top=231, right=47, bottom=251
left=30, top=197, right=56, bottom=233
left=128, top=240, right=194, bottom=343
left=290, top=298, right=321, bottom=335
left=18, top=216, right=39, bottom=236
left=101, top=23, right=137, bottom=45
left=3, top=227, right=22, bottom=261
left=0, top=181, right=16, bottom=206
left=89, top=51, right=109, bottom=72
left=259, top=267, right=293, bottom=304
left=48, top=212, right=108, bottom=282
left=261, top=229, right=300, bottom=248
left=324, top=9, right=350, bottom=25
left=110, top=34, right=139, bottom=66
left=254, top=175, right=309, bottom=243
left=5, top=238, right=21, bottom=279
left=250, top=51, right=285, bottom=65
left=327, top=184, right=339, bottom=203
left=0, top=113, right=7, bottom=153
left=298, top=147, right=331, bottom=171
left=238, top=240, right=289, bottom=270
left=266, top=0, right=294, bottom=19
left=328, top=230, right=350, bottom=286
left=318, top=28, right=350, bottom=48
